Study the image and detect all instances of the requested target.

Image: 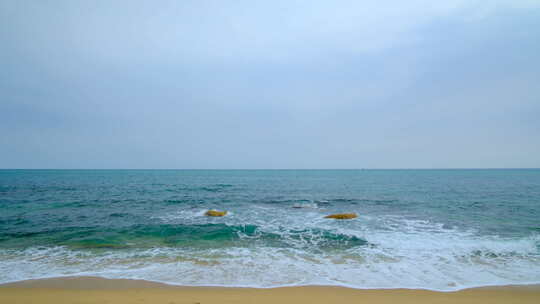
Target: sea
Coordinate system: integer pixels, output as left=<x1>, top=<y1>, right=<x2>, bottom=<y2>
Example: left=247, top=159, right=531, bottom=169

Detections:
left=0, top=169, right=539, bottom=291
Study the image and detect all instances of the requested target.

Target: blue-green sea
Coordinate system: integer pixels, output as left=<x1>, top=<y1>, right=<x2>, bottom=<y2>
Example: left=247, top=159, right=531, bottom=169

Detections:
left=0, top=169, right=539, bottom=290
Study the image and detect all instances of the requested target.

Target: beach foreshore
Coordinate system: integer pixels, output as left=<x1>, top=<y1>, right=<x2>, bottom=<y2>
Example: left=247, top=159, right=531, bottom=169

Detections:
left=0, top=277, right=539, bottom=304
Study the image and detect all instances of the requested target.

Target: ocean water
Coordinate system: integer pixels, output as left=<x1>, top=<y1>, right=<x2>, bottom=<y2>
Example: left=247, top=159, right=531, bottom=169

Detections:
left=0, top=169, right=539, bottom=290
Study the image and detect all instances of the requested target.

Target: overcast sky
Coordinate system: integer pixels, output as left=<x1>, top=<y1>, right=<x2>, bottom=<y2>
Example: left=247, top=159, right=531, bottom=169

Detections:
left=1, top=0, right=539, bottom=169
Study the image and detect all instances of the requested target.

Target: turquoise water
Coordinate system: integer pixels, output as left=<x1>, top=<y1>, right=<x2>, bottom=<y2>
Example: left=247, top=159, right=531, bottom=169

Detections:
left=0, top=169, right=539, bottom=290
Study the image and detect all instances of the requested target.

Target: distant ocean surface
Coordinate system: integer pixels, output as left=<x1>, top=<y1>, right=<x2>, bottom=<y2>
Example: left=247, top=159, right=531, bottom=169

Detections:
left=1, top=169, right=539, bottom=290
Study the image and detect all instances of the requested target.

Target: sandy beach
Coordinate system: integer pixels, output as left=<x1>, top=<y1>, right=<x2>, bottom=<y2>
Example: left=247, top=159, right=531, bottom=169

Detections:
left=1, top=277, right=539, bottom=304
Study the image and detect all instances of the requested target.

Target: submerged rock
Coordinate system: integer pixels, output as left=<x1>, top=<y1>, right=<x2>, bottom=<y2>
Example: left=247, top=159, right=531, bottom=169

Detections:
left=324, top=213, right=357, bottom=219
left=205, top=210, right=228, bottom=217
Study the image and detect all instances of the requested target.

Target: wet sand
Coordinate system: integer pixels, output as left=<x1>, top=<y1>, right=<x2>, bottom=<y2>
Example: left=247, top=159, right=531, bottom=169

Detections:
left=0, top=276, right=539, bottom=304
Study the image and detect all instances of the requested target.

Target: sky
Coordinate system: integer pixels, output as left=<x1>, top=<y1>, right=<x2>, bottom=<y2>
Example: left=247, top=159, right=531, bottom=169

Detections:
left=1, top=0, right=539, bottom=169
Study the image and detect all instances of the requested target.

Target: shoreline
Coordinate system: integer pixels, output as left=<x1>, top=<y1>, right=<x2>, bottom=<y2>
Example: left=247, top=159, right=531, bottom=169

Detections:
left=1, top=276, right=539, bottom=304
left=2, top=275, right=540, bottom=292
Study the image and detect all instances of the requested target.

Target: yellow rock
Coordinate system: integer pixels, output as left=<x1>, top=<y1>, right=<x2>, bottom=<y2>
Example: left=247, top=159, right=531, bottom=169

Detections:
left=324, top=213, right=357, bottom=219
left=205, top=210, right=228, bottom=217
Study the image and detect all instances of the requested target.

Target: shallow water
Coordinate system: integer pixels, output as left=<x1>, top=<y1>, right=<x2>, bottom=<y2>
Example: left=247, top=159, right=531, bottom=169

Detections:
left=0, top=169, right=539, bottom=290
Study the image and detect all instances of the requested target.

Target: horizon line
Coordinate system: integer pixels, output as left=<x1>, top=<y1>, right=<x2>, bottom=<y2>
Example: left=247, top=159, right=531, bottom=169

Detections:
left=1, top=168, right=539, bottom=170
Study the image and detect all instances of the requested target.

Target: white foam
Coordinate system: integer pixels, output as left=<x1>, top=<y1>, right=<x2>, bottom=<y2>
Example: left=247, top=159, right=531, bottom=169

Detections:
left=292, top=202, right=318, bottom=209
left=1, top=212, right=539, bottom=291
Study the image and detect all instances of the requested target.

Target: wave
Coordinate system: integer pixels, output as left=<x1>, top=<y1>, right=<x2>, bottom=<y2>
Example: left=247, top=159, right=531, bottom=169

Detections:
left=0, top=233, right=538, bottom=290
left=0, top=223, right=368, bottom=251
